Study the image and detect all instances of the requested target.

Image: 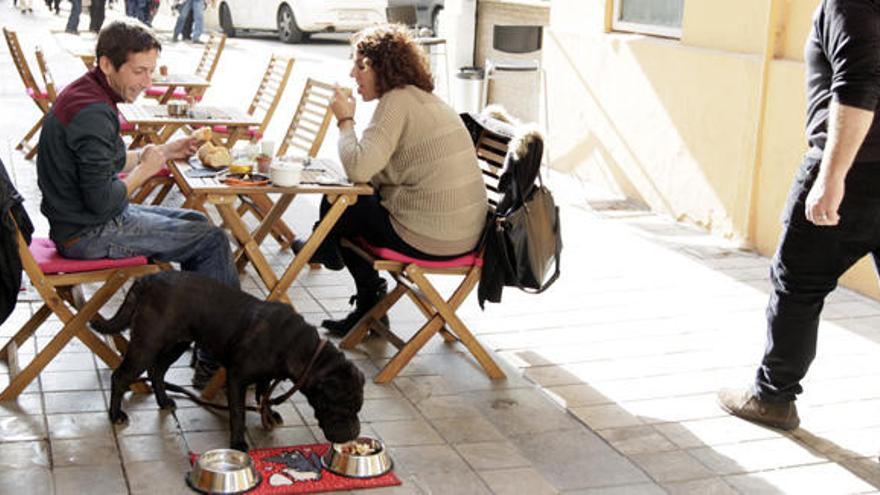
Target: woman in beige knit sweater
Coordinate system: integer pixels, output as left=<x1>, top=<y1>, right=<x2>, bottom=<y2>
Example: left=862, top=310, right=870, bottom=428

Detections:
left=300, top=24, right=488, bottom=336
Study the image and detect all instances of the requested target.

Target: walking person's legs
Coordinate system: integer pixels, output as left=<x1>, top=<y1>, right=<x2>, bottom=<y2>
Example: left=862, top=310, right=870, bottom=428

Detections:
left=191, top=0, right=204, bottom=42
left=66, top=0, right=82, bottom=33
left=89, top=0, right=106, bottom=32
left=719, top=157, right=880, bottom=429
left=173, top=0, right=193, bottom=41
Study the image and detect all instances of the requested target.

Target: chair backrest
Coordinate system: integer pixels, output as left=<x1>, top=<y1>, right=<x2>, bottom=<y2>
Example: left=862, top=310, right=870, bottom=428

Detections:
left=34, top=46, right=58, bottom=103
left=194, top=33, right=226, bottom=81
left=247, top=55, right=295, bottom=134
left=386, top=6, right=418, bottom=27
left=277, top=78, right=335, bottom=158
left=492, top=25, right=543, bottom=54
left=3, top=28, right=44, bottom=103
left=475, top=133, right=510, bottom=211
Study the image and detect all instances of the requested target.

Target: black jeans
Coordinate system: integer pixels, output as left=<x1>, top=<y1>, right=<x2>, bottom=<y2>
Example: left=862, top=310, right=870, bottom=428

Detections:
left=755, top=155, right=880, bottom=402
left=319, top=194, right=461, bottom=295
left=89, top=0, right=106, bottom=32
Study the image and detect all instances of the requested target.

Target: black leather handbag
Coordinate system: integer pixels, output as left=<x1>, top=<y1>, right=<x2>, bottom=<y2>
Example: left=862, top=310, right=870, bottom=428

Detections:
left=495, top=181, right=562, bottom=293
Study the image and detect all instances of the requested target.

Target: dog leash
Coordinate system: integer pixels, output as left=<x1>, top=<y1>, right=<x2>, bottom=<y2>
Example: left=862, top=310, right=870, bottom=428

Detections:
left=134, top=338, right=328, bottom=430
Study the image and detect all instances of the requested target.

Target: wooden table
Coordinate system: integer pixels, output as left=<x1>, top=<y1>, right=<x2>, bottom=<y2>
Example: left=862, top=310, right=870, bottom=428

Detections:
left=148, top=73, right=210, bottom=104
left=118, top=103, right=260, bottom=148
left=168, top=159, right=373, bottom=305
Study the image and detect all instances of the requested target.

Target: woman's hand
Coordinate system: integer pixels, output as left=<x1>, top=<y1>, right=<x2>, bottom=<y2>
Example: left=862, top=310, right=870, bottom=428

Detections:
left=330, top=86, right=356, bottom=121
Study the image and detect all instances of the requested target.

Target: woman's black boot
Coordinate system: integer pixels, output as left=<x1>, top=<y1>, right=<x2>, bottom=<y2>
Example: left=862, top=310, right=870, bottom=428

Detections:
left=322, top=280, right=389, bottom=337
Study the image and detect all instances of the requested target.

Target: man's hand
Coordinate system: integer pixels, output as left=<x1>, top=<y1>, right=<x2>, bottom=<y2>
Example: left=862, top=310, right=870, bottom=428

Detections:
left=161, top=136, right=201, bottom=161
left=805, top=171, right=845, bottom=226
left=138, top=145, right=167, bottom=177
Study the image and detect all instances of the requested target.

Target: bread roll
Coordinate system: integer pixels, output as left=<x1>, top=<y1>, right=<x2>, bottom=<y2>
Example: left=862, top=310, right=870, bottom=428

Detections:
left=192, top=127, right=212, bottom=142
left=196, top=142, right=232, bottom=168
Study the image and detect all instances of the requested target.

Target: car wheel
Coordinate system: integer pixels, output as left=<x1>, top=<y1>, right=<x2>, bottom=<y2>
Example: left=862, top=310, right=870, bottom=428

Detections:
left=219, top=3, right=236, bottom=37
left=277, top=4, right=305, bottom=44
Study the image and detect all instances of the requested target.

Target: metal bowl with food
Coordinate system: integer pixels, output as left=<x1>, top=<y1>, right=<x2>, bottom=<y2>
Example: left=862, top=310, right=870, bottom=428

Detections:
left=322, top=437, right=393, bottom=478
left=187, top=448, right=261, bottom=494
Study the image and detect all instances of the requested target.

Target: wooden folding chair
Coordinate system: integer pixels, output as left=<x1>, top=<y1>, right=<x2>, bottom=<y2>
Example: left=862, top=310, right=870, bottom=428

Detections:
left=207, top=54, right=294, bottom=146
left=337, top=133, right=511, bottom=383
left=4, top=28, right=52, bottom=161
left=144, top=33, right=227, bottom=102
left=0, top=213, right=168, bottom=400
left=237, top=78, right=336, bottom=250
left=34, top=47, right=58, bottom=104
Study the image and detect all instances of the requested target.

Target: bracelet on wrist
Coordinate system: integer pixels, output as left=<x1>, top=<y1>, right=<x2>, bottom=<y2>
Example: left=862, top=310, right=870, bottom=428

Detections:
left=337, top=116, right=354, bottom=127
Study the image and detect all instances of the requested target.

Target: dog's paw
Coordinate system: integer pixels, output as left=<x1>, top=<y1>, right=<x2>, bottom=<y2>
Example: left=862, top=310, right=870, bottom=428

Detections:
left=230, top=441, right=249, bottom=453
left=157, top=397, right=177, bottom=411
left=109, top=409, right=129, bottom=425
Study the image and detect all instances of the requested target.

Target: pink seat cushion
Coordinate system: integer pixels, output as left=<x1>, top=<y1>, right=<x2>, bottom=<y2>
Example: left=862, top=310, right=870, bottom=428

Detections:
left=26, top=87, right=49, bottom=100
left=117, top=168, right=170, bottom=180
left=211, top=125, right=262, bottom=140
left=118, top=115, right=135, bottom=131
left=145, top=87, right=202, bottom=101
left=355, top=238, right=482, bottom=268
left=30, top=238, right=149, bottom=274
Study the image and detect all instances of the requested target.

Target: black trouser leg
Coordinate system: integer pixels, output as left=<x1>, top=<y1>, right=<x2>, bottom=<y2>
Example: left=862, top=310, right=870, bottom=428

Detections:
left=755, top=156, right=880, bottom=402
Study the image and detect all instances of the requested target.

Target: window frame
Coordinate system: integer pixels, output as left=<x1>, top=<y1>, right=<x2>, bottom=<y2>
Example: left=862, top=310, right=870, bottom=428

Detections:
left=611, top=0, right=683, bottom=39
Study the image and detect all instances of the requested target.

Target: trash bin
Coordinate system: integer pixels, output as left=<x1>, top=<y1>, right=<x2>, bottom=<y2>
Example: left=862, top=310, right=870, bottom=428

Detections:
left=454, top=67, right=484, bottom=115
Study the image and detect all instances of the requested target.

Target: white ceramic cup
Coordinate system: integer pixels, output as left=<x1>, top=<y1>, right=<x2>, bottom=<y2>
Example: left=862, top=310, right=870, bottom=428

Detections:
left=270, top=160, right=304, bottom=186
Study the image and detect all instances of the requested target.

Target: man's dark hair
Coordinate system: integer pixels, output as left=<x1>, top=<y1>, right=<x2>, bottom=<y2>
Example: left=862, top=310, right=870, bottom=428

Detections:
left=95, top=21, right=161, bottom=70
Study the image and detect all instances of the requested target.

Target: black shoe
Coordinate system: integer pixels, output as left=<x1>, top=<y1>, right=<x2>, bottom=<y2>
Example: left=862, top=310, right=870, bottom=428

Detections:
left=192, top=359, right=221, bottom=390
left=293, top=239, right=345, bottom=271
left=322, top=281, right=389, bottom=337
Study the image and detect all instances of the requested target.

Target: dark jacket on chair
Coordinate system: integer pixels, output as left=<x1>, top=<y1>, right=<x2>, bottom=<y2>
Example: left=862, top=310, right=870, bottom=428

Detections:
left=0, top=157, right=35, bottom=325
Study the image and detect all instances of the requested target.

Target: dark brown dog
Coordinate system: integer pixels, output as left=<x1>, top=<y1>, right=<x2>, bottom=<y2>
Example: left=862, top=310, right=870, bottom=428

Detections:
left=93, top=271, right=365, bottom=452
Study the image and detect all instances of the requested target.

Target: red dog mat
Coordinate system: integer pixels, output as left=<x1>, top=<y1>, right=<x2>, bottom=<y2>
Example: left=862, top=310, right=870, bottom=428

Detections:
left=188, top=443, right=401, bottom=494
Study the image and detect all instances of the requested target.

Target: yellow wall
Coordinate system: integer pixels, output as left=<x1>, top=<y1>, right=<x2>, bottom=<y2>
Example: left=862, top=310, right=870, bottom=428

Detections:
left=542, top=0, right=880, bottom=298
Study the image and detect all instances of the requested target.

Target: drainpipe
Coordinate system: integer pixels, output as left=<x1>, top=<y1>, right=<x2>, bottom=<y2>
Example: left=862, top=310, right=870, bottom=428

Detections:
left=745, top=0, right=786, bottom=246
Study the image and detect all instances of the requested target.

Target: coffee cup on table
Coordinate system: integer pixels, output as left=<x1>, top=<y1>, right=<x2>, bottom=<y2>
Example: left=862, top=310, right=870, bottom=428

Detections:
left=270, top=158, right=304, bottom=187
left=159, top=65, right=168, bottom=77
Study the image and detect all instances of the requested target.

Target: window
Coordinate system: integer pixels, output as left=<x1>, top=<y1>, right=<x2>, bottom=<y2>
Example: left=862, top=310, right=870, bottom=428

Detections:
left=613, top=0, right=684, bottom=38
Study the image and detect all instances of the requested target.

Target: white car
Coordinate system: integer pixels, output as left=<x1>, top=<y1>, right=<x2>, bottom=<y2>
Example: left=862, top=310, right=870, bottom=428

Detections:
left=217, top=0, right=388, bottom=44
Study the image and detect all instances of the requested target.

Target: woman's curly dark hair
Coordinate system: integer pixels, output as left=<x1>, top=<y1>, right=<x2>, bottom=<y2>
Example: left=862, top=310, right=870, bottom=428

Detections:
left=352, top=24, right=434, bottom=96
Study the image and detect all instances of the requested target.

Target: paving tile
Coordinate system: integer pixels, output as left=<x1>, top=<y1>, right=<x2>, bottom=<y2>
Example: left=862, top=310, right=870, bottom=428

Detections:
left=570, top=403, right=644, bottom=429
left=51, top=435, right=120, bottom=466
left=246, top=425, right=317, bottom=449
left=0, top=414, right=47, bottom=442
left=39, top=370, right=103, bottom=392
left=688, top=437, right=826, bottom=475
left=544, top=384, right=614, bottom=408
left=370, top=418, right=444, bottom=447
left=181, top=430, right=231, bottom=454
left=512, top=428, right=649, bottom=490
left=0, top=440, right=49, bottom=468
left=114, top=409, right=180, bottom=437
left=564, top=483, right=666, bottom=495
left=173, top=406, right=230, bottom=432
left=724, top=462, right=876, bottom=494
left=430, top=414, right=507, bottom=444
left=47, top=412, right=114, bottom=440
left=0, top=466, right=53, bottom=494
left=628, top=450, right=715, bottom=483
left=653, top=416, right=783, bottom=448
left=478, top=467, right=558, bottom=495
left=0, top=393, right=44, bottom=417
left=595, top=425, right=678, bottom=455
left=412, top=394, right=482, bottom=419
left=357, top=397, right=420, bottom=422
left=388, top=444, right=470, bottom=476
left=118, top=434, right=189, bottom=463
left=44, top=390, right=106, bottom=414
left=53, top=464, right=128, bottom=495
left=455, top=440, right=531, bottom=471
left=661, top=477, right=739, bottom=495
left=126, top=458, right=194, bottom=495
left=405, top=470, right=491, bottom=494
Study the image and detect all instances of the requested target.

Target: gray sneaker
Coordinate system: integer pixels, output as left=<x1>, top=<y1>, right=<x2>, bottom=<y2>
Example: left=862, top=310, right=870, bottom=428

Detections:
left=717, top=387, right=800, bottom=431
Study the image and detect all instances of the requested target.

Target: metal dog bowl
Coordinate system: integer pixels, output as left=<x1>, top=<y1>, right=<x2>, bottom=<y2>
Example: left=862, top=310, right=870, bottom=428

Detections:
left=322, top=436, right=393, bottom=478
left=187, top=449, right=261, bottom=494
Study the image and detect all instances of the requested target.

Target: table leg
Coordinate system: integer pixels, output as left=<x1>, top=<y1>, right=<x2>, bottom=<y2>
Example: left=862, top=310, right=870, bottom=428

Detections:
left=210, top=194, right=291, bottom=305
left=233, top=194, right=295, bottom=271
left=158, top=85, right=179, bottom=104
left=157, top=123, right=184, bottom=144
left=266, top=193, right=356, bottom=302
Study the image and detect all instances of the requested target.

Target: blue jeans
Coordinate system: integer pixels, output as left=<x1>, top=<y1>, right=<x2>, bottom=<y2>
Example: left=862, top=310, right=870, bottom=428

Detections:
left=58, top=204, right=239, bottom=290
left=66, top=0, right=81, bottom=32
left=755, top=155, right=880, bottom=402
left=125, top=0, right=147, bottom=23
left=174, top=0, right=204, bottom=41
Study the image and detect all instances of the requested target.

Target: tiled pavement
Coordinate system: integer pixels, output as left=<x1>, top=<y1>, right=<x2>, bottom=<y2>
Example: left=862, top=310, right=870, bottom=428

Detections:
left=4, top=2, right=880, bottom=494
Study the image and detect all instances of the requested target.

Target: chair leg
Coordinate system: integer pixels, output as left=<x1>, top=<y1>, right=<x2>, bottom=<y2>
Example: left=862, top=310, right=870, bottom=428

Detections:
left=201, top=367, right=227, bottom=400
left=407, top=266, right=505, bottom=380
left=0, top=303, right=51, bottom=358
left=340, top=284, right=407, bottom=350
left=16, top=115, right=43, bottom=154
left=401, top=283, right=457, bottom=343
